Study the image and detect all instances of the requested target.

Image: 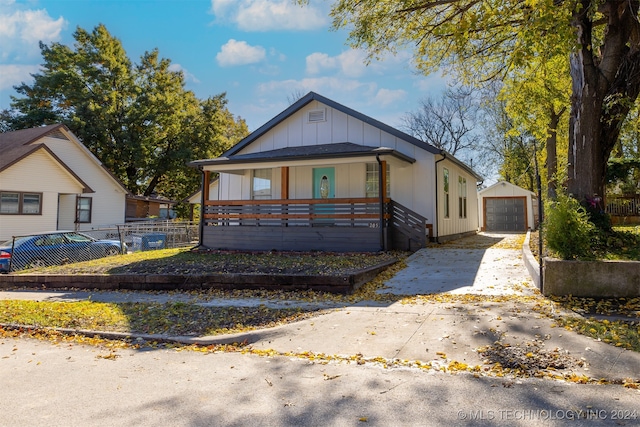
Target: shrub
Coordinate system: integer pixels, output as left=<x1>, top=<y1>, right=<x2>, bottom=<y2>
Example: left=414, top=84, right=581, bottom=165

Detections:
left=544, top=194, right=595, bottom=259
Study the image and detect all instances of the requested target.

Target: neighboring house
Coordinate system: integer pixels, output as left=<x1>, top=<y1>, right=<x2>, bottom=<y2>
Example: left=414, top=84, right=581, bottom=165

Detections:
left=126, top=194, right=177, bottom=221
left=189, top=92, right=481, bottom=252
left=478, top=181, right=538, bottom=231
left=0, top=124, right=128, bottom=241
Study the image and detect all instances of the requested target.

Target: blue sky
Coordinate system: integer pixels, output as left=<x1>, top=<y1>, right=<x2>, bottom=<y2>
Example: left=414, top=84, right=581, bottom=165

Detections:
left=0, top=0, right=449, bottom=131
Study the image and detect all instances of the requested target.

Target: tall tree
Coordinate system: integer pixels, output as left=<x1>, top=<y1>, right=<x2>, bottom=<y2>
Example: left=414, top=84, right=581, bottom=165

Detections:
left=303, top=0, right=640, bottom=208
left=4, top=24, right=247, bottom=205
left=502, top=54, right=571, bottom=199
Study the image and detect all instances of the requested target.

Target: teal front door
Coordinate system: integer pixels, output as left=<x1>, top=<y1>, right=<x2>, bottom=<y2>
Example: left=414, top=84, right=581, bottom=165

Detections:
left=313, top=167, right=335, bottom=224
left=313, top=167, right=335, bottom=199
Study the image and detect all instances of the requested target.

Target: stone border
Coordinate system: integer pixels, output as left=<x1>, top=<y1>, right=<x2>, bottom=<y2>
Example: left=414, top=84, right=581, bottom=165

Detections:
left=0, top=259, right=396, bottom=294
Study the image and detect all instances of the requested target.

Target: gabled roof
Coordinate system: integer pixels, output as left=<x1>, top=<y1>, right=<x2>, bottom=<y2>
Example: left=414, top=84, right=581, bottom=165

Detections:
left=212, top=92, right=480, bottom=180
left=479, top=181, right=536, bottom=196
left=222, top=91, right=441, bottom=157
left=0, top=124, right=130, bottom=195
left=190, top=142, right=415, bottom=168
left=0, top=124, right=65, bottom=171
left=0, top=125, right=94, bottom=193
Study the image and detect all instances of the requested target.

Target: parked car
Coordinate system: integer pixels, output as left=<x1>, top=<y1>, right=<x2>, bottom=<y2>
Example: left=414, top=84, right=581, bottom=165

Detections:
left=0, top=231, right=126, bottom=273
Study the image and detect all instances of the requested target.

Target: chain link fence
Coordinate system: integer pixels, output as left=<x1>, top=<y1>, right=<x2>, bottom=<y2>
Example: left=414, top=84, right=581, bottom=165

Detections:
left=0, top=221, right=199, bottom=273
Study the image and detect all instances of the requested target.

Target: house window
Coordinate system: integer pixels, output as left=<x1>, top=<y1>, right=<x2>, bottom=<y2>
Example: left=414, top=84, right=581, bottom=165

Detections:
left=458, top=177, right=467, bottom=219
left=365, top=163, right=390, bottom=198
left=443, top=168, right=450, bottom=219
left=252, top=169, right=272, bottom=200
left=0, top=192, right=42, bottom=215
left=76, top=197, right=92, bottom=223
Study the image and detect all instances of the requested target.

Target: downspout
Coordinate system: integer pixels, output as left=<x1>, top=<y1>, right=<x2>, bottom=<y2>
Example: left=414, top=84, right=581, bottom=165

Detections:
left=376, top=154, right=385, bottom=251
left=434, top=152, right=447, bottom=244
left=196, top=166, right=205, bottom=249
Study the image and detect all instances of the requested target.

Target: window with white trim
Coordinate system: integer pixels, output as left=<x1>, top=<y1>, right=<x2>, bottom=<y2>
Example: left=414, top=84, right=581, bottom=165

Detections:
left=365, top=163, right=390, bottom=198
left=443, top=168, right=450, bottom=219
left=458, top=176, right=467, bottom=218
left=252, top=169, right=272, bottom=200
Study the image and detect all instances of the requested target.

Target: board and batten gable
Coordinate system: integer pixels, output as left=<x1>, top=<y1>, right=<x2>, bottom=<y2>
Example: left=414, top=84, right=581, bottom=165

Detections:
left=217, top=99, right=438, bottom=222
left=0, top=148, right=85, bottom=240
left=33, top=130, right=127, bottom=229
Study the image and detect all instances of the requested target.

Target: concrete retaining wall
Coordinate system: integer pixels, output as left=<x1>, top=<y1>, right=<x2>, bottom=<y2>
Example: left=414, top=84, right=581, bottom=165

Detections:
left=543, top=258, right=640, bottom=298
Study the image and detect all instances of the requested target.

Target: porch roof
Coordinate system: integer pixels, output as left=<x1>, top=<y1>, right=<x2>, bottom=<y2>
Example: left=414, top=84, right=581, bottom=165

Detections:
left=189, top=142, right=416, bottom=169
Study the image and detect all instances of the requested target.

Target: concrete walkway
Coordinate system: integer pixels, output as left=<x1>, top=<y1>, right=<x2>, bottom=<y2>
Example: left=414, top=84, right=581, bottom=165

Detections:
left=1, top=232, right=639, bottom=384
left=380, top=233, right=536, bottom=296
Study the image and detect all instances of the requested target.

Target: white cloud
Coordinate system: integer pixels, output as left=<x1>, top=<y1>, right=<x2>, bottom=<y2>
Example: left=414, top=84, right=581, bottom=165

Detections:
left=216, top=39, right=266, bottom=67
left=0, top=7, right=66, bottom=60
left=211, top=0, right=327, bottom=31
left=305, top=52, right=336, bottom=75
left=374, top=88, right=407, bottom=106
left=0, top=64, right=39, bottom=91
left=306, top=50, right=372, bottom=78
left=168, top=63, right=200, bottom=83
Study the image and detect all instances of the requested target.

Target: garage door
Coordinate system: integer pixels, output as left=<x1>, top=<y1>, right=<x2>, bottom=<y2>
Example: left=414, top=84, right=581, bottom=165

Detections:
left=484, top=197, right=526, bottom=231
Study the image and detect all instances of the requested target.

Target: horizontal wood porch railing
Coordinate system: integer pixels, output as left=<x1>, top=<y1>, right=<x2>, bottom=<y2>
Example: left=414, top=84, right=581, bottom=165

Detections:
left=204, top=198, right=391, bottom=227
left=389, top=200, right=429, bottom=249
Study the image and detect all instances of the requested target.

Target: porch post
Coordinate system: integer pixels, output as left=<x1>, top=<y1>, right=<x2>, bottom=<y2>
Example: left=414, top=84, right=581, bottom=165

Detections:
left=281, top=167, right=289, bottom=227
left=196, top=168, right=209, bottom=249
left=281, top=167, right=289, bottom=199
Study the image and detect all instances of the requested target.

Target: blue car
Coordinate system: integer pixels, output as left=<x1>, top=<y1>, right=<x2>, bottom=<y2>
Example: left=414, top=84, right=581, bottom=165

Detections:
left=0, top=231, right=126, bottom=273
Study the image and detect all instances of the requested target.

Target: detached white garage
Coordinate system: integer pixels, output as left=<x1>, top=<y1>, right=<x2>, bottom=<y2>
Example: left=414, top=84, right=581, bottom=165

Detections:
left=478, top=181, right=537, bottom=231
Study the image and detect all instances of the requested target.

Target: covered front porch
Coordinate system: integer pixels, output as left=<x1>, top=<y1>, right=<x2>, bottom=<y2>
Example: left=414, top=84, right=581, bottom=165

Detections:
left=191, top=143, right=432, bottom=252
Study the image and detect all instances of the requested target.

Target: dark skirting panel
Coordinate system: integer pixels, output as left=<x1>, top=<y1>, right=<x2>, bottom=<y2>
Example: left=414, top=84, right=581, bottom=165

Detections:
left=203, top=225, right=383, bottom=252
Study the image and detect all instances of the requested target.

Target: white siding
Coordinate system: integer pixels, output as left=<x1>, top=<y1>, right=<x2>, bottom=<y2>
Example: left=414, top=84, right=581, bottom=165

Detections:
left=436, top=159, right=479, bottom=239
left=0, top=150, right=85, bottom=240
left=203, top=98, right=480, bottom=237
left=37, top=133, right=127, bottom=229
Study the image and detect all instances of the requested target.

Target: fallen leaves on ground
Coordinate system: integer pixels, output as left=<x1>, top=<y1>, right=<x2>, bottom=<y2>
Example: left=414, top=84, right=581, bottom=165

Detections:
left=0, top=300, right=321, bottom=336
left=18, top=248, right=400, bottom=276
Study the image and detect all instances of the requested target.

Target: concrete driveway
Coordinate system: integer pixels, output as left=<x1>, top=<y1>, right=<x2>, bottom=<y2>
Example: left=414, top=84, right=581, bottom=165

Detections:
left=380, top=232, right=537, bottom=296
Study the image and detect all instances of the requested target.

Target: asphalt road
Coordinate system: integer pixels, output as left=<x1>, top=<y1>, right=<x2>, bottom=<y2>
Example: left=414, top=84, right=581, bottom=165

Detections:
left=2, top=336, right=639, bottom=427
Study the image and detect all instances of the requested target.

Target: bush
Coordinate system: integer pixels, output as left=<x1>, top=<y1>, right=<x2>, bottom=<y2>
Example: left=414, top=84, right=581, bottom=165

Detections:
left=544, top=194, right=596, bottom=260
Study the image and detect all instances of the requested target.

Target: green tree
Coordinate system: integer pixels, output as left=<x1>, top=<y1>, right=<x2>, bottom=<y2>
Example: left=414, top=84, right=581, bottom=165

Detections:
left=305, top=0, right=640, bottom=209
left=3, top=24, right=247, bottom=206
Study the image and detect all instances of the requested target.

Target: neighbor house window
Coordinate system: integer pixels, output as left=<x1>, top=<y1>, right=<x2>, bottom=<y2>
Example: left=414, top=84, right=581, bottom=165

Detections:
left=443, top=168, right=450, bottom=218
left=365, top=163, right=390, bottom=198
left=0, top=192, right=42, bottom=215
left=76, top=197, right=92, bottom=223
left=458, top=177, right=467, bottom=219
left=252, top=169, right=272, bottom=200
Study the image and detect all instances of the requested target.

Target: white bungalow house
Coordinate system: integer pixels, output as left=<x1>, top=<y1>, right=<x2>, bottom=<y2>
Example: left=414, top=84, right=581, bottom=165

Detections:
left=189, top=92, right=481, bottom=252
left=478, top=181, right=538, bottom=231
left=0, top=124, right=128, bottom=241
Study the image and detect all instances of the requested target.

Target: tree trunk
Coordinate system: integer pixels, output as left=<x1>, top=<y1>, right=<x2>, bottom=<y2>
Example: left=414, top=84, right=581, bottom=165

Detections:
left=567, top=0, right=640, bottom=209
left=546, top=107, right=564, bottom=200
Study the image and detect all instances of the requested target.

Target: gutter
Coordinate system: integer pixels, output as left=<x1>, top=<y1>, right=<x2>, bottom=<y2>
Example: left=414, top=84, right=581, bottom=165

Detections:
left=434, top=152, right=447, bottom=244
